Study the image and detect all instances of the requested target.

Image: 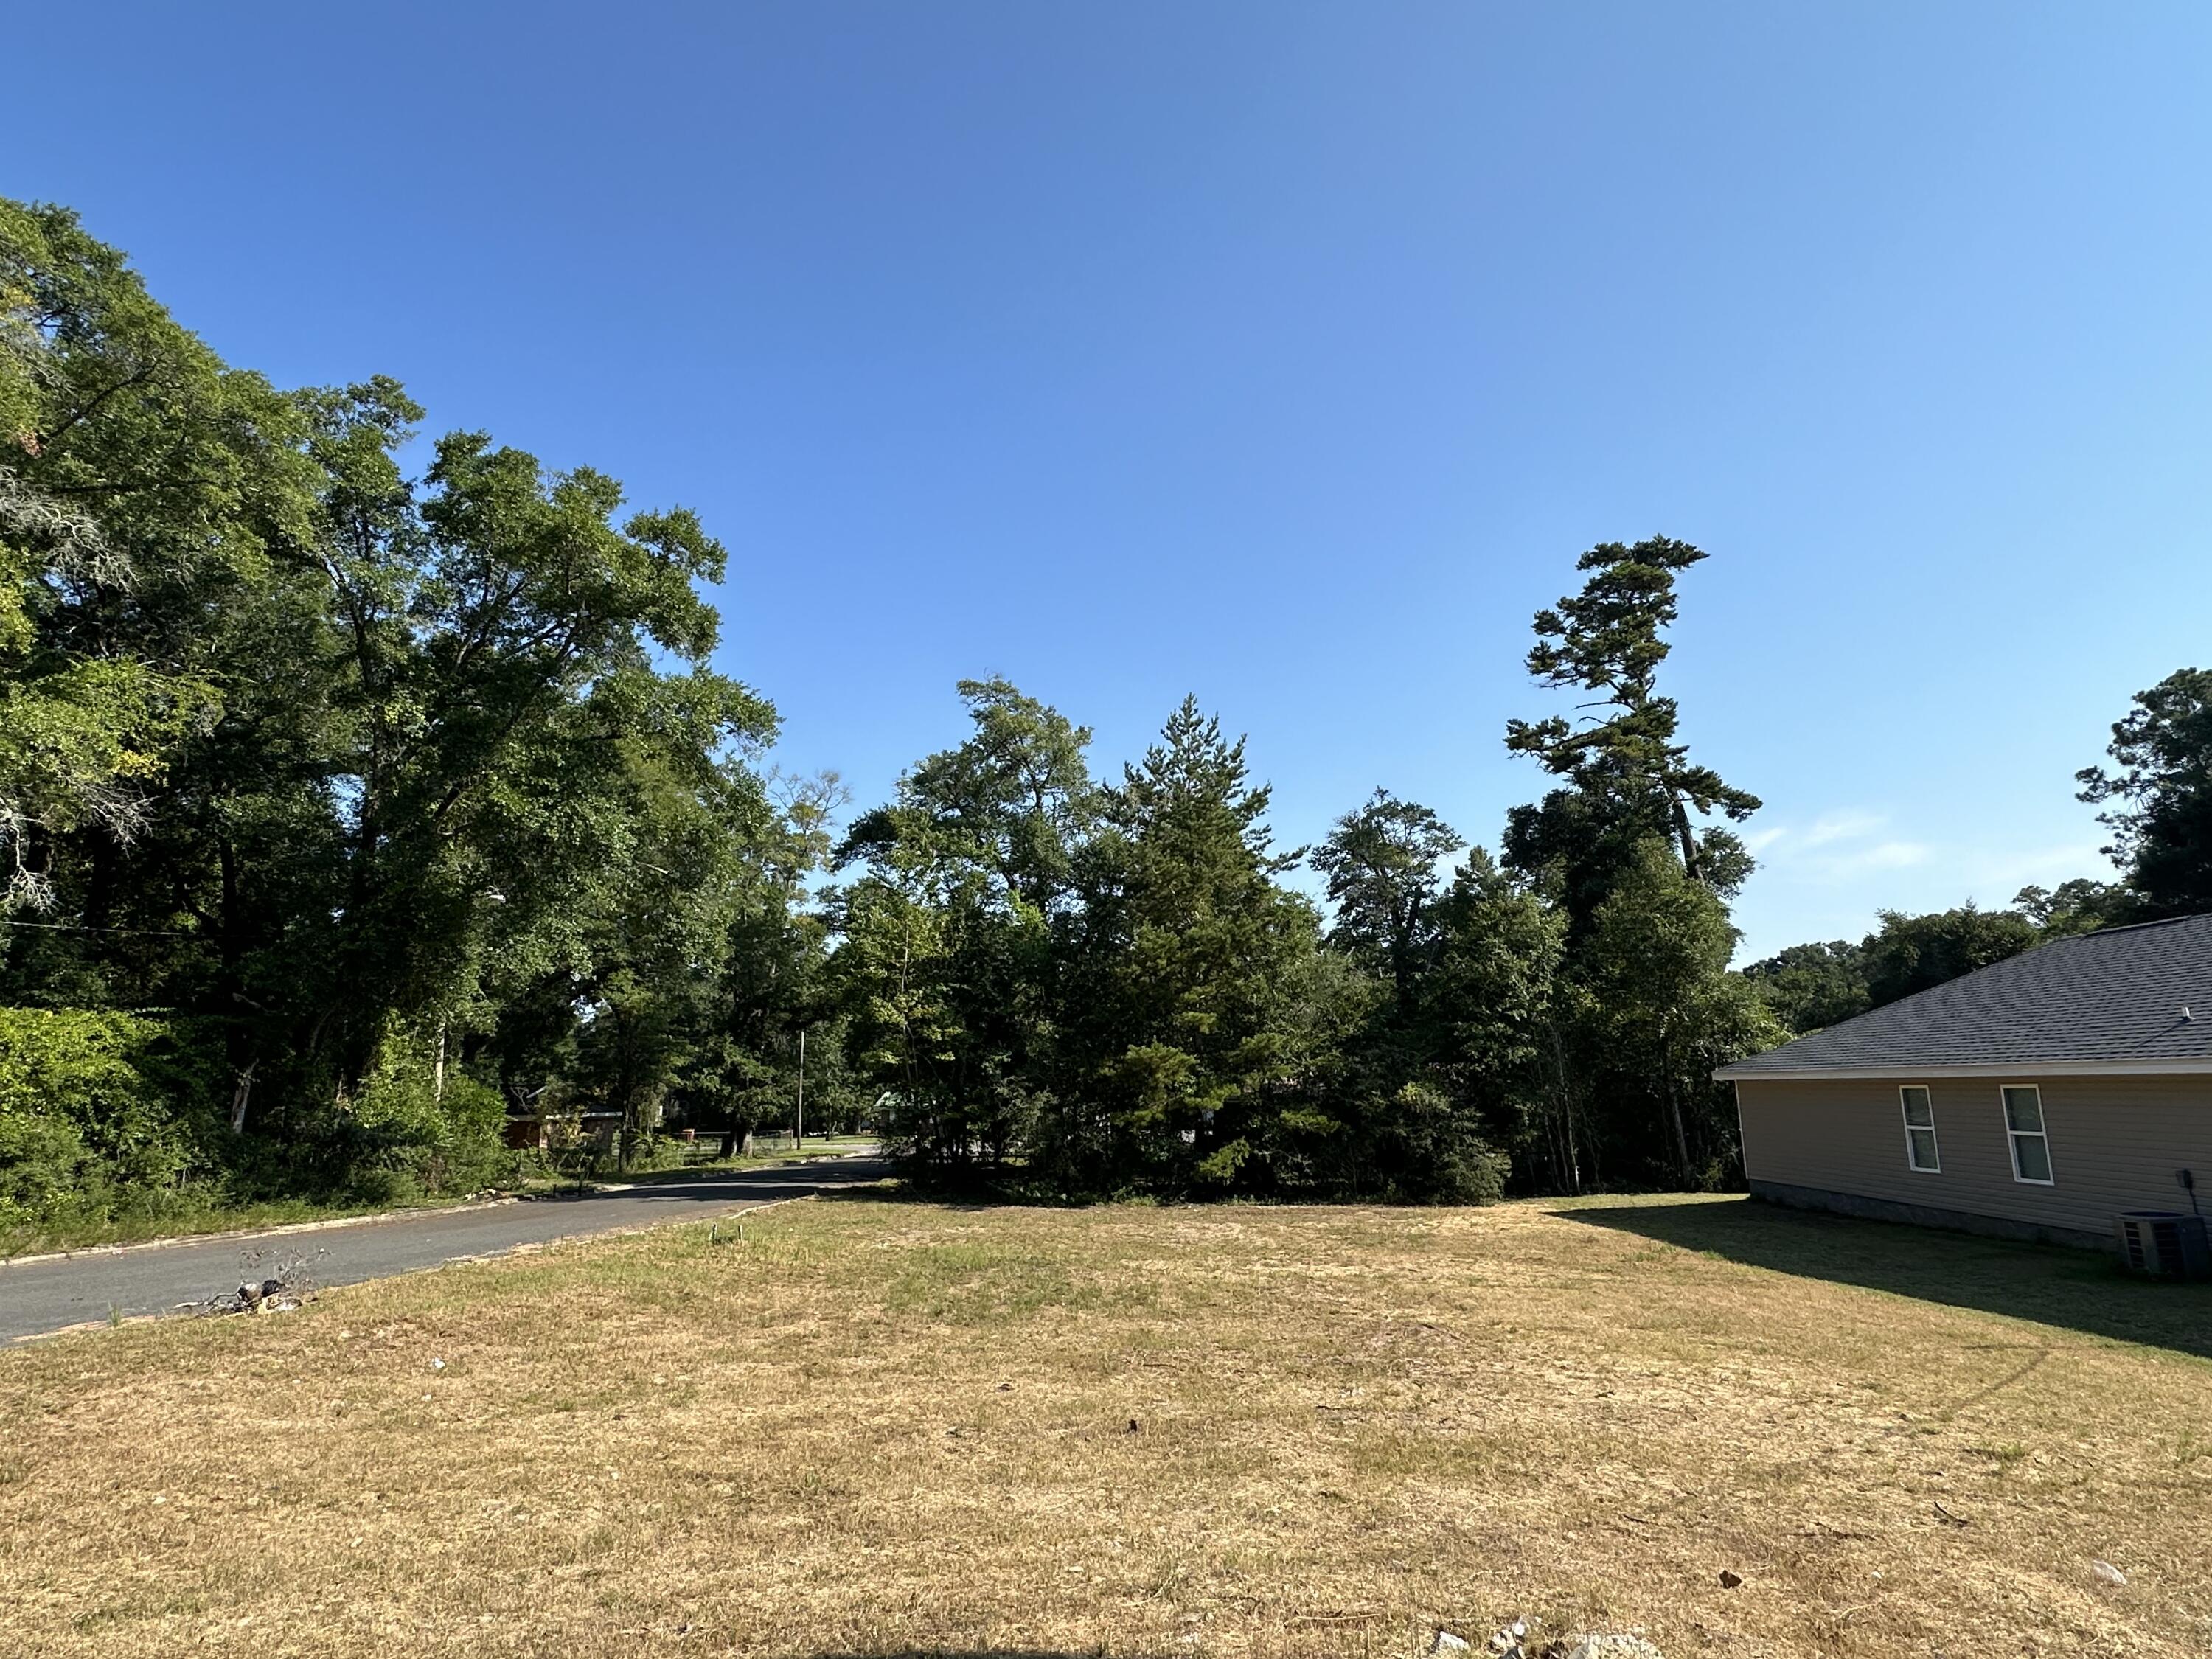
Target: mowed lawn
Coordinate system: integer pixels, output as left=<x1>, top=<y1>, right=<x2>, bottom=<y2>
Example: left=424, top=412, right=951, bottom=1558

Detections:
left=4, top=1192, right=2210, bottom=1658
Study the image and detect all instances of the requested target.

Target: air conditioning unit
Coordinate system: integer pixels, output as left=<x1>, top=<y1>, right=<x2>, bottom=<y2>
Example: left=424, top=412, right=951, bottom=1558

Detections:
left=2116, top=1211, right=2212, bottom=1279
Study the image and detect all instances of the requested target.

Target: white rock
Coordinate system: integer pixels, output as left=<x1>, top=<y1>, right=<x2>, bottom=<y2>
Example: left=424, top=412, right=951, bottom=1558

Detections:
left=1431, top=1632, right=1472, bottom=1655
left=2092, top=1559, right=2127, bottom=1587
left=1565, top=1638, right=1664, bottom=1659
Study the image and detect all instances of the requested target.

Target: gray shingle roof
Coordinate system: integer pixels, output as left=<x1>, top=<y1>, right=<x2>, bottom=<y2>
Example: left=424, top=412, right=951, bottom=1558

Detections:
left=1719, top=912, right=2212, bottom=1077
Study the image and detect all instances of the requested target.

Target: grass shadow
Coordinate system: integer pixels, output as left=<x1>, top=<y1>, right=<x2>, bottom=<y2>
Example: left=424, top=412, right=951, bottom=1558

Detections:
left=1559, top=1194, right=2212, bottom=1361
left=606, top=1151, right=882, bottom=1190
left=814, top=1178, right=1027, bottom=1212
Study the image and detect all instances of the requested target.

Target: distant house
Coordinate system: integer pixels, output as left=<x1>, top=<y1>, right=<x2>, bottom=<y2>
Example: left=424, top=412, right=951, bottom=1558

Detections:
left=503, top=1106, right=625, bottom=1151
left=1718, top=914, right=2212, bottom=1253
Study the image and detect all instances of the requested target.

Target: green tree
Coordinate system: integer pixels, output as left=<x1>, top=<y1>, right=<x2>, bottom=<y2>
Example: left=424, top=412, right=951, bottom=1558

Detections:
left=877, top=676, right=1097, bottom=912
left=526, top=682, right=788, bottom=1169
left=1048, top=698, right=1322, bottom=1195
left=1750, top=883, right=2117, bottom=1043
left=1576, top=839, right=1782, bottom=1186
left=1492, top=538, right=1774, bottom=1190
left=830, top=844, right=973, bottom=1166
left=1861, top=904, right=2038, bottom=1009
left=0, top=198, right=283, bottom=919
left=0, top=195, right=803, bottom=1216
left=2077, top=668, right=2212, bottom=919
left=1742, top=940, right=1871, bottom=1034
left=1313, top=790, right=1463, bottom=1004
left=678, top=771, right=845, bottom=1152
left=1416, top=849, right=1571, bottom=1189
left=0, top=196, right=346, bottom=1147
left=2008, top=878, right=2125, bottom=938
left=831, top=681, right=1094, bottom=1173
left=1503, top=537, right=1759, bottom=901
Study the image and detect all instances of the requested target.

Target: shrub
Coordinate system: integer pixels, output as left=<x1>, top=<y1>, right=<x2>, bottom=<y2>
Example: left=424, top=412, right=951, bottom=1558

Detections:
left=345, top=1062, right=524, bottom=1198
left=0, top=1007, right=218, bottom=1236
left=1361, top=1081, right=1510, bottom=1205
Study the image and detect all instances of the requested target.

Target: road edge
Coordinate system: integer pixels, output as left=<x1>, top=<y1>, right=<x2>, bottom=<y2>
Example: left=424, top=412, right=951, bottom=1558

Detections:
left=4, top=1158, right=891, bottom=1345
left=0, top=1149, right=879, bottom=1271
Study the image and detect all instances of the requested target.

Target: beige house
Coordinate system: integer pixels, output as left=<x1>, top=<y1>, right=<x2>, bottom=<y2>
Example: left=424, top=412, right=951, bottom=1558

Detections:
left=1718, top=914, right=2212, bottom=1253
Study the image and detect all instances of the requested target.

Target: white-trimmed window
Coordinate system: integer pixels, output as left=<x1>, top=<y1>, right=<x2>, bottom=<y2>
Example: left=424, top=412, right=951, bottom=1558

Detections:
left=2002, top=1085, right=2054, bottom=1184
left=1899, top=1086, right=1940, bottom=1172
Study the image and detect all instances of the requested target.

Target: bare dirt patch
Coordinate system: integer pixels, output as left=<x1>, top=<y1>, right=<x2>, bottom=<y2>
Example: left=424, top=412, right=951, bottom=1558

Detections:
left=1, top=1193, right=2207, bottom=1656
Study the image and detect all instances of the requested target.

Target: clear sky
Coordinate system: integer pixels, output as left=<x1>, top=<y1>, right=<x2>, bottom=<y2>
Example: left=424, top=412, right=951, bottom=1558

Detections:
left=15, top=4, right=2212, bottom=957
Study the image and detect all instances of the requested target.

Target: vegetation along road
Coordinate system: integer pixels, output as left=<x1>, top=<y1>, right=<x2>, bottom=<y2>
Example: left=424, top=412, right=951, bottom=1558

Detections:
left=0, top=1153, right=887, bottom=1343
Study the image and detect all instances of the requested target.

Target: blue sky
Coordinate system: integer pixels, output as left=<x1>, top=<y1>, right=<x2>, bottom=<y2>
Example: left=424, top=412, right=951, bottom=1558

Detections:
left=16, top=4, right=2212, bottom=956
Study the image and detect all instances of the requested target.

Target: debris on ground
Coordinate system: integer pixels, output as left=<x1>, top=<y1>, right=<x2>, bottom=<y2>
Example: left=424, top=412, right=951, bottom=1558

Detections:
left=187, top=1247, right=324, bottom=1317
left=2092, top=1559, right=2128, bottom=1587
left=182, top=1278, right=301, bottom=1316
left=1717, top=1569, right=1743, bottom=1589
left=1486, top=1615, right=1531, bottom=1655
left=1432, top=1615, right=1532, bottom=1656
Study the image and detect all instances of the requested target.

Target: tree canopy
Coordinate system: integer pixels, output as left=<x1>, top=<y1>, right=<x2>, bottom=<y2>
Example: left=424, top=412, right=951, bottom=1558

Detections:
left=1504, top=538, right=1759, bottom=895
left=0, top=197, right=838, bottom=1235
left=2079, top=667, right=2212, bottom=919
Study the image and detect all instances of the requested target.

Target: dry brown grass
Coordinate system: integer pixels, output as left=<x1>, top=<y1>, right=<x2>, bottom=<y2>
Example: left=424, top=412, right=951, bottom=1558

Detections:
left=3, top=1190, right=2209, bottom=1658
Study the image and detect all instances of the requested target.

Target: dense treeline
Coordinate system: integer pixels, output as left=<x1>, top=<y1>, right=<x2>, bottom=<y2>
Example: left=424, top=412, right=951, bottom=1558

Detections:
left=834, top=538, right=1781, bottom=1200
left=6, top=197, right=2211, bottom=1237
left=0, top=199, right=849, bottom=1239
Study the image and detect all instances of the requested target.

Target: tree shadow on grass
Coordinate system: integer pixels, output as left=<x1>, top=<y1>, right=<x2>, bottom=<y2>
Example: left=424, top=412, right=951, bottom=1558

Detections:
left=1559, top=1194, right=2212, bottom=1362
left=815, top=1183, right=998, bottom=1211
left=813, top=1172, right=1082, bottom=1211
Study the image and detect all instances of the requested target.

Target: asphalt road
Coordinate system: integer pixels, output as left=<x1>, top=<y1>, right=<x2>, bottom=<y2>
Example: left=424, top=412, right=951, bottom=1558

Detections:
left=0, top=1152, right=890, bottom=1343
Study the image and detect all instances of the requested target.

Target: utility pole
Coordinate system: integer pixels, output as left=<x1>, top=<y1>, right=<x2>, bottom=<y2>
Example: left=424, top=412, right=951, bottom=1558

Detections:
left=795, top=1027, right=805, bottom=1148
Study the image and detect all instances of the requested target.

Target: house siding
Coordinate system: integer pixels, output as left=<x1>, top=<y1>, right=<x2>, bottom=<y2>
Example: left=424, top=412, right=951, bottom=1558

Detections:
left=1734, top=1074, right=2212, bottom=1250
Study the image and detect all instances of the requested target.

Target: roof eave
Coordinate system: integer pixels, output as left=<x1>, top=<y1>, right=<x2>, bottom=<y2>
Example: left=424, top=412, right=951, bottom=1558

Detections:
left=1716, top=1057, right=2212, bottom=1082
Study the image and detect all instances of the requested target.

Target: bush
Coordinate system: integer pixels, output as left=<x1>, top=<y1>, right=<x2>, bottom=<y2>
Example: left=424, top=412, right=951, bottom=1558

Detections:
left=345, top=1062, right=524, bottom=1199
left=0, top=1007, right=218, bottom=1237
left=1360, top=1082, right=1510, bottom=1205
left=0, top=1009, right=539, bottom=1248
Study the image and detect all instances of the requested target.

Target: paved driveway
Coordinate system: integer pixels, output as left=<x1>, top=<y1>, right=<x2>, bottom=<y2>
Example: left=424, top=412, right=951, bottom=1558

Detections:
left=0, top=1152, right=889, bottom=1342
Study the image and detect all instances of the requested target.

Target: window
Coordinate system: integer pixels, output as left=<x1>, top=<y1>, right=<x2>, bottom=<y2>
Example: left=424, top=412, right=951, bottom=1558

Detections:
left=1899, top=1086, right=1940, bottom=1172
left=2002, top=1085, right=2053, bottom=1184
